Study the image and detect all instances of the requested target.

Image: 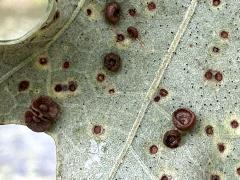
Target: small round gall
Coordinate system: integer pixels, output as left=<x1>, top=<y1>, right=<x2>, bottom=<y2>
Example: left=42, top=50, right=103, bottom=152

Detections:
left=39, top=57, right=48, bottom=65
left=149, top=145, right=158, bottom=154
left=231, top=120, right=239, bottom=129
left=217, top=143, right=225, bottom=153
left=172, top=108, right=196, bottom=131
left=93, top=125, right=104, bottom=135
left=215, top=72, right=223, bottom=82
left=19, top=80, right=30, bottom=92
left=104, top=53, right=121, bottom=72
left=204, top=70, right=213, bottom=80
left=205, top=125, right=214, bottom=136
left=96, top=73, right=106, bottom=82
left=68, top=81, right=78, bottom=92
left=163, top=130, right=181, bottom=148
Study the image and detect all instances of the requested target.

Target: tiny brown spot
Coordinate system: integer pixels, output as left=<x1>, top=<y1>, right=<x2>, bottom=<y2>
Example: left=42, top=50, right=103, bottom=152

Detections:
left=93, top=125, right=103, bottom=135
left=215, top=72, right=223, bottom=82
left=217, top=143, right=225, bottom=153
left=205, top=125, right=214, bottom=136
left=149, top=145, right=158, bottom=154
left=105, top=2, right=121, bottom=25
left=212, top=47, right=220, bottom=53
left=237, top=167, right=240, bottom=176
left=54, top=84, right=62, bottom=92
left=163, top=130, right=181, bottom=148
left=127, top=26, right=139, bottom=39
left=211, top=174, right=220, bottom=180
left=147, top=2, right=156, bottom=11
left=96, top=73, right=106, bottom=82
left=159, top=89, right=168, bottom=97
left=39, top=57, right=48, bottom=65
left=86, top=9, right=92, bottom=16
left=63, top=61, right=70, bottom=69
left=104, top=53, right=121, bottom=72
left=128, top=8, right=136, bottom=16
left=231, top=120, right=239, bottom=129
left=212, top=0, right=221, bottom=6
left=205, top=70, right=213, bottom=80
left=109, top=88, right=115, bottom=94
left=172, top=108, right=196, bottom=131
left=160, top=175, right=169, bottom=180
left=68, top=81, right=78, bottom=92
left=220, top=31, right=229, bottom=39
left=154, top=96, right=160, bottom=102
left=19, top=80, right=30, bottom=92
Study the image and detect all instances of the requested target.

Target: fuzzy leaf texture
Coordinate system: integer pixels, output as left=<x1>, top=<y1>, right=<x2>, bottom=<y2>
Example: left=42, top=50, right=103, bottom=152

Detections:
left=1, top=0, right=240, bottom=179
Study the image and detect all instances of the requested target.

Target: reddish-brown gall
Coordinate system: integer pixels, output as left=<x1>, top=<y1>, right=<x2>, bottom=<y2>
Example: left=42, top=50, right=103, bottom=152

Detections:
left=163, top=130, right=181, bottom=148
left=104, top=53, right=121, bottom=72
left=172, top=108, right=196, bottom=131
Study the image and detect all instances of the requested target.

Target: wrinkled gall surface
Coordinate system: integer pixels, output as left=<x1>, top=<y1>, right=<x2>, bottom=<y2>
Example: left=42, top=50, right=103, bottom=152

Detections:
left=1, top=0, right=240, bottom=179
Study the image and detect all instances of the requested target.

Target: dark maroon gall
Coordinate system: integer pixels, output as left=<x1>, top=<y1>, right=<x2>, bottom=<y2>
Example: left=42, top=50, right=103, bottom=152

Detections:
left=215, top=72, right=223, bottom=82
left=172, top=108, right=196, bottom=131
left=205, top=70, right=213, bottom=80
left=19, top=80, right=30, bottom=91
left=105, top=2, right=121, bottom=25
left=159, top=89, right=168, bottom=97
left=31, top=96, right=59, bottom=120
left=127, top=26, right=139, bottom=39
left=163, top=130, right=181, bottom=148
left=104, top=53, right=121, bottom=72
left=205, top=125, right=214, bottom=136
left=211, top=174, right=220, bottom=180
left=149, top=145, right=158, bottom=154
left=128, top=8, right=136, bottom=16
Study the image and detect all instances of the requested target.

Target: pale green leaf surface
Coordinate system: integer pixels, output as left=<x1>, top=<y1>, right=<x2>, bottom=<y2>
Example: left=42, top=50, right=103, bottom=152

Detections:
left=1, top=0, right=240, bottom=179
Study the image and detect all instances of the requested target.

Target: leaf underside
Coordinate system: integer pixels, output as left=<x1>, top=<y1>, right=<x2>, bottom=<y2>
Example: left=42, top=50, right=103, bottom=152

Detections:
left=1, top=0, right=240, bottom=179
